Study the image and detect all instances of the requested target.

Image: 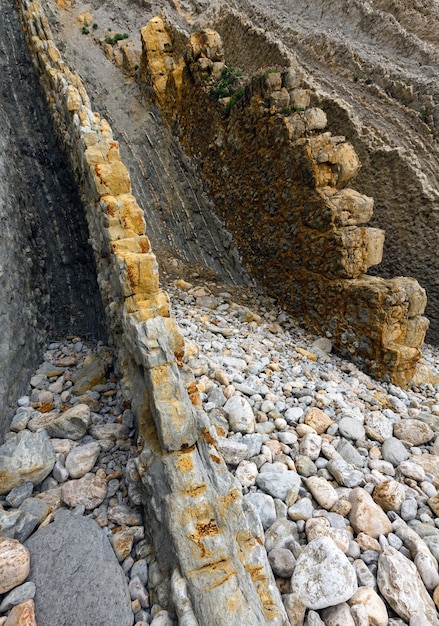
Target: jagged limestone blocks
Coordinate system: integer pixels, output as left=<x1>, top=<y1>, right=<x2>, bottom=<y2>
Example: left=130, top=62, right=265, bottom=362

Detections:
left=18, top=1, right=290, bottom=623
left=140, top=15, right=429, bottom=387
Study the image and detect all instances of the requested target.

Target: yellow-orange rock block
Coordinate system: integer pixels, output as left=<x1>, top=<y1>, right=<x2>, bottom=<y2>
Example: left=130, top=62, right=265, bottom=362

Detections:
left=77, top=12, right=94, bottom=27
left=66, top=85, right=81, bottom=111
left=140, top=17, right=174, bottom=99
left=118, top=251, right=159, bottom=296
left=126, top=290, right=170, bottom=321
left=112, top=235, right=151, bottom=255
left=103, top=194, right=146, bottom=238
left=85, top=140, right=121, bottom=165
left=92, top=161, right=131, bottom=196
left=47, top=41, right=61, bottom=64
left=100, top=119, right=113, bottom=139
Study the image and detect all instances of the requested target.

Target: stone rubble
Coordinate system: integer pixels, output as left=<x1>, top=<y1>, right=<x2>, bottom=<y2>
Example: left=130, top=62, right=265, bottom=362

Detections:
left=1, top=279, right=439, bottom=624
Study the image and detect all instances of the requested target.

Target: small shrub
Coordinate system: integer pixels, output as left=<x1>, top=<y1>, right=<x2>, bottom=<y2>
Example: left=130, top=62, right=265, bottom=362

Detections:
left=92, top=23, right=98, bottom=30
left=209, top=66, right=244, bottom=101
left=81, top=26, right=89, bottom=35
left=105, top=32, right=129, bottom=45
left=225, top=87, right=245, bottom=112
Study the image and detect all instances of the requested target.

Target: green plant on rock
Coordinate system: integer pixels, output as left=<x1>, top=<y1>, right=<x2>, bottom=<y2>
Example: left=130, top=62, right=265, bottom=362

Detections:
left=209, top=66, right=244, bottom=101
left=282, top=106, right=305, bottom=115
left=225, top=88, right=245, bottom=112
left=105, top=32, right=129, bottom=45
left=81, top=26, right=89, bottom=35
left=92, top=23, right=98, bottom=30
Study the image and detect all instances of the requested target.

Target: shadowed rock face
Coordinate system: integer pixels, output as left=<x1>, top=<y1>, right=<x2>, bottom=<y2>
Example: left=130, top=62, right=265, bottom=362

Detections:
left=0, top=1, right=106, bottom=438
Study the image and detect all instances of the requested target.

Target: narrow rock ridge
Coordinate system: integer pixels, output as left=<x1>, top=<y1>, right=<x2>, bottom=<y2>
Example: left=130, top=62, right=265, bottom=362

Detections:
left=139, top=14, right=429, bottom=387
left=17, top=0, right=289, bottom=622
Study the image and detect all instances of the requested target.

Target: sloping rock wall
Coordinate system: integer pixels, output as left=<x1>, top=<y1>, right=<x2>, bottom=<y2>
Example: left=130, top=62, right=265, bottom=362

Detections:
left=0, top=0, right=106, bottom=439
left=17, top=1, right=289, bottom=623
left=139, top=15, right=429, bottom=387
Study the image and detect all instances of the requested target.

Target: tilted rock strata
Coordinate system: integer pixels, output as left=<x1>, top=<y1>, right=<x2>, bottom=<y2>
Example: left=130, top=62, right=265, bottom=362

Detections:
left=17, top=0, right=288, bottom=623
left=140, top=15, right=429, bottom=387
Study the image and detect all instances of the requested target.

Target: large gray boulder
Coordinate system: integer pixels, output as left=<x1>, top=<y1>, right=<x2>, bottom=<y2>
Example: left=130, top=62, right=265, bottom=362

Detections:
left=25, top=513, right=133, bottom=626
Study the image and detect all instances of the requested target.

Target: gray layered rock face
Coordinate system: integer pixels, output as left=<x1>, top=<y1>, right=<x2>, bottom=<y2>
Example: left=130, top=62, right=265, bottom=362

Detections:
left=0, top=1, right=106, bottom=440
left=25, top=513, right=134, bottom=626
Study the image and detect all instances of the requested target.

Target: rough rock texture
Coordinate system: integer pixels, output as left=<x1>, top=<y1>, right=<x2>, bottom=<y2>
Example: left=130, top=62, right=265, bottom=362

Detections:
left=0, top=537, right=30, bottom=595
left=0, top=0, right=106, bottom=439
left=0, top=431, right=55, bottom=495
left=210, top=2, right=439, bottom=344
left=17, top=2, right=289, bottom=623
left=140, top=15, right=429, bottom=386
left=291, top=536, right=357, bottom=610
left=3, top=599, right=37, bottom=626
left=377, top=546, right=439, bottom=625
left=25, top=513, right=134, bottom=626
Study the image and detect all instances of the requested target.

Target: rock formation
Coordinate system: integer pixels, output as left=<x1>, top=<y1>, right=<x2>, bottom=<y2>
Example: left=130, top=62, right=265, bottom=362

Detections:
left=2, top=0, right=439, bottom=624
left=139, top=15, right=429, bottom=387
left=17, top=1, right=289, bottom=622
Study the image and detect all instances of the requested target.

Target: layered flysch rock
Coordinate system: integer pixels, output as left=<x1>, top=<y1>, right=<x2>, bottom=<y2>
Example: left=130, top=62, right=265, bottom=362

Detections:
left=139, top=15, right=429, bottom=387
left=17, top=1, right=289, bottom=623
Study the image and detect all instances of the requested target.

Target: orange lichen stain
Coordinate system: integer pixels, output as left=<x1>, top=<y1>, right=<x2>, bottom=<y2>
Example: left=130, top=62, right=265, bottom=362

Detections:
left=175, top=449, right=195, bottom=473
left=196, top=518, right=219, bottom=538
left=218, top=488, right=241, bottom=507
left=185, top=484, right=207, bottom=498
left=186, top=381, right=201, bottom=406
left=38, top=402, right=54, bottom=413
left=191, top=558, right=237, bottom=590
left=202, top=429, right=216, bottom=446
left=245, top=563, right=280, bottom=618
left=235, top=529, right=253, bottom=545
left=93, top=164, right=106, bottom=185
left=189, top=534, right=211, bottom=559
left=139, top=236, right=151, bottom=252
left=210, top=453, right=222, bottom=463
left=125, top=261, right=137, bottom=289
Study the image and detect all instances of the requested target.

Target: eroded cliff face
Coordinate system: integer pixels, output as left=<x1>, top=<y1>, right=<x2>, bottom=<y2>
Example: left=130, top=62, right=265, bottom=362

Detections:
left=139, top=16, right=429, bottom=387
left=0, top=0, right=106, bottom=438
left=40, top=0, right=439, bottom=347
left=209, top=0, right=439, bottom=342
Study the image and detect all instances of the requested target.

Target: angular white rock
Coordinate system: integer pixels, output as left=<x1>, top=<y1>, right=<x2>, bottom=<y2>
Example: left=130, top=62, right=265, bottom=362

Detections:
left=291, top=536, right=357, bottom=610
left=223, top=396, right=255, bottom=434
left=377, top=546, right=439, bottom=625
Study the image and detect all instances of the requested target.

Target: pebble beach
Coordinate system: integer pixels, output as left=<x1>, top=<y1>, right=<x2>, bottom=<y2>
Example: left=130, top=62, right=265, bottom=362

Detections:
left=2, top=277, right=439, bottom=625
